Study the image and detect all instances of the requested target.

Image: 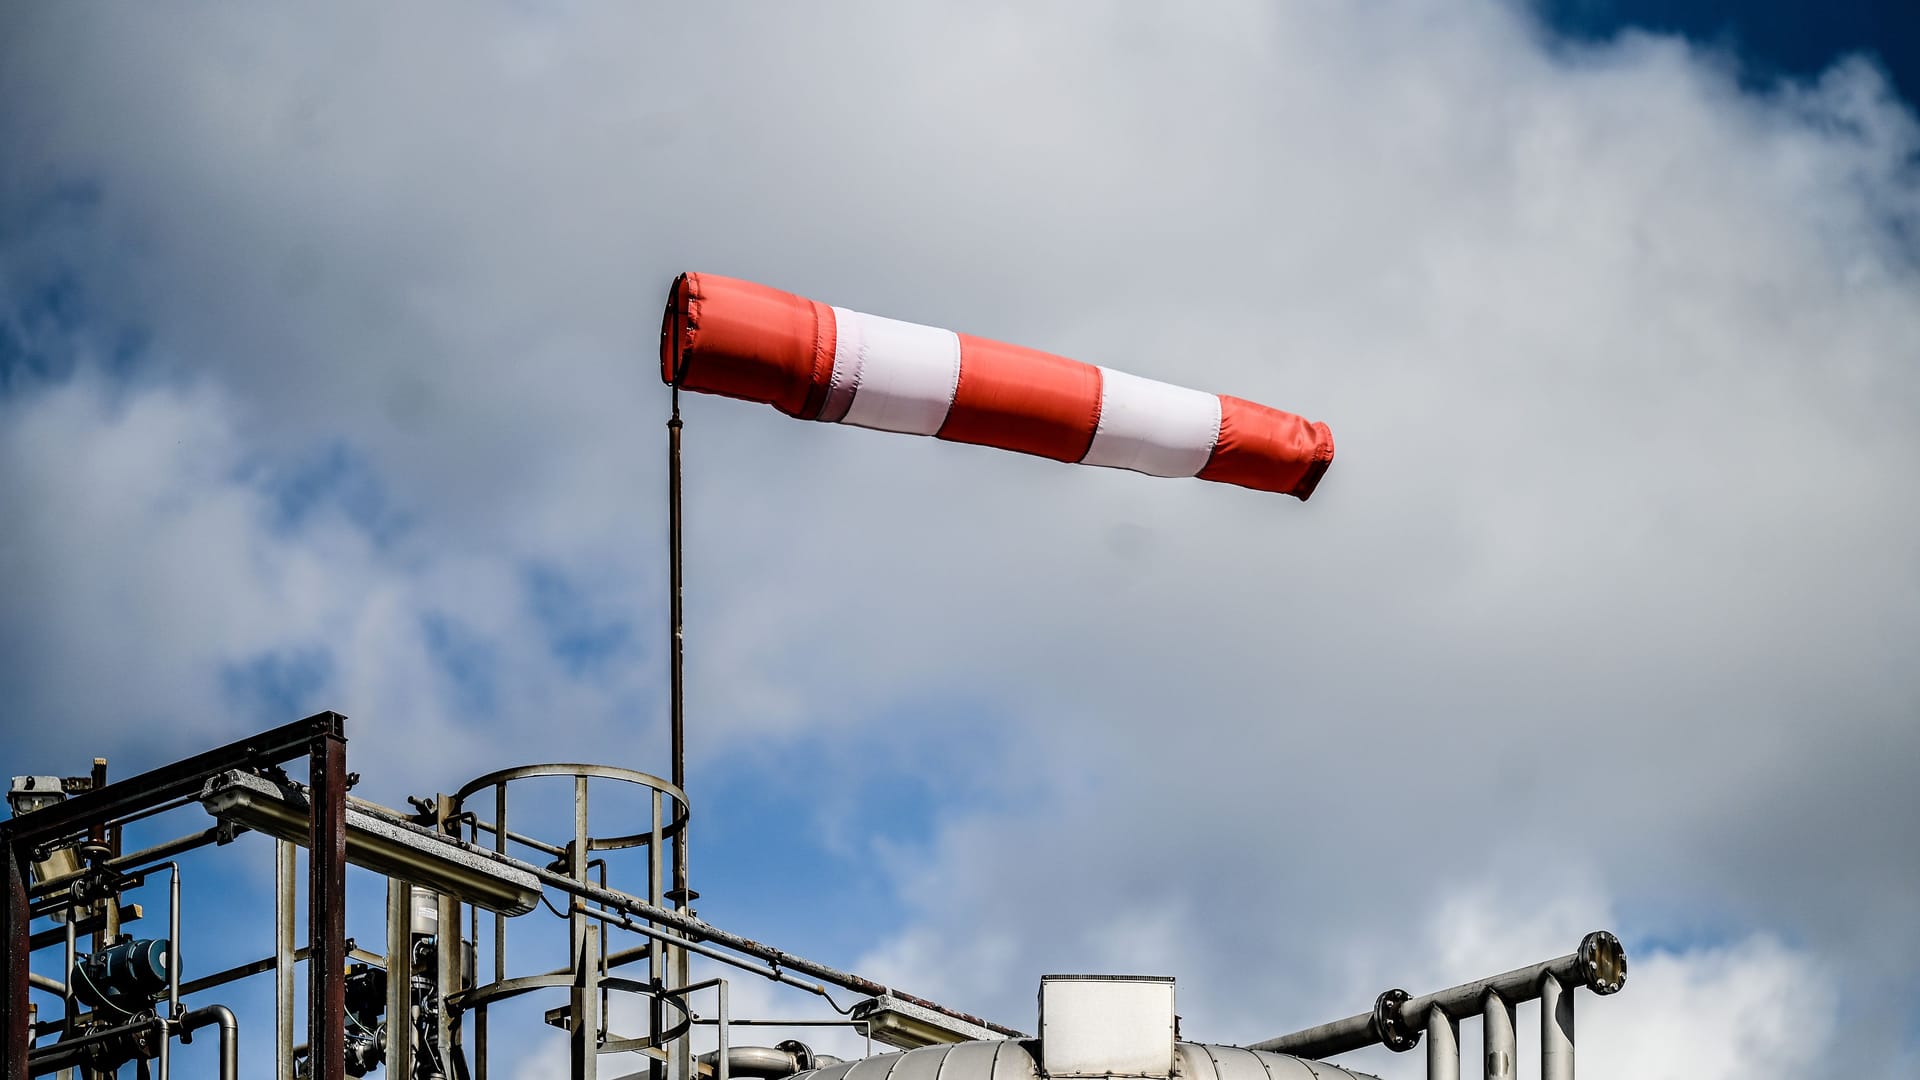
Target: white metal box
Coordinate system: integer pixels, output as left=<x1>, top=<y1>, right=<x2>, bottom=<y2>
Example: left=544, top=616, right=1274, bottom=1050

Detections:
left=1038, top=975, right=1176, bottom=1078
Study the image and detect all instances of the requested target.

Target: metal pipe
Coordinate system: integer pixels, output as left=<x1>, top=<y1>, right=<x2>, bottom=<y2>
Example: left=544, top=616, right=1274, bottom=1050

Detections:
left=716, top=980, right=729, bottom=1080
left=26, top=976, right=64, bottom=997
left=570, top=906, right=830, bottom=998
left=1425, top=1009, right=1457, bottom=1080
left=63, top=908, right=76, bottom=1039
left=28, top=829, right=222, bottom=904
left=1251, top=932, right=1624, bottom=1058
left=26, top=1018, right=165, bottom=1077
left=571, top=924, right=600, bottom=1080
left=386, top=802, right=1023, bottom=1038
left=179, top=1005, right=238, bottom=1080
left=88, top=760, right=108, bottom=959
left=385, top=882, right=412, bottom=1080
left=276, top=841, right=295, bottom=1080
left=667, top=364, right=687, bottom=909
left=1482, top=991, right=1514, bottom=1080
left=1541, top=974, right=1573, bottom=1080
left=165, top=864, right=180, bottom=1020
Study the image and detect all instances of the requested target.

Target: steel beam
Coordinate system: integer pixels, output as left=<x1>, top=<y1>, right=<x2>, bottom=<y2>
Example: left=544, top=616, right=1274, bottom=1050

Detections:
left=2, top=716, right=340, bottom=849
left=308, top=724, right=348, bottom=1080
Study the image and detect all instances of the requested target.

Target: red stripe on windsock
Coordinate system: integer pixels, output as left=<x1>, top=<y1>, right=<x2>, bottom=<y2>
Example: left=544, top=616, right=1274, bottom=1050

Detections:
left=1198, top=395, right=1336, bottom=498
left=661, top=273, right=837, bottom=420
left=936, top=334, right=1104, bottom=463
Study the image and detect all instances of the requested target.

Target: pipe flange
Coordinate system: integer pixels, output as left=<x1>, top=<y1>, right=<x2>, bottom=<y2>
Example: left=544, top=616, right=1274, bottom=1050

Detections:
left=1578, top=931, right=1627, bottom=995
left=1371, top=988, right=1420, bottom=1052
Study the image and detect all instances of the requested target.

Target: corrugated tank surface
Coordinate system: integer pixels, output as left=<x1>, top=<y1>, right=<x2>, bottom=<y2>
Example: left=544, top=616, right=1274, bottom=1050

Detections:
left=790, top=1040, right=1380, bottom=1080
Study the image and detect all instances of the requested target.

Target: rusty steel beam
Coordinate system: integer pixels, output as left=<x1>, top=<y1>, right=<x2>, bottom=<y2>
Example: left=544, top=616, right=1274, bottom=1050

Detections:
left=4, top=840, right=31, bottom=1080
left=307, top=723, right=348, bottom=1080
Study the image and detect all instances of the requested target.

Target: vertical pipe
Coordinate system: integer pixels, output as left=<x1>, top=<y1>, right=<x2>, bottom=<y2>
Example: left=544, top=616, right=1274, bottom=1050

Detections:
left=166, top=864, right=181, bottom=1019
left=492, top=785, right=508, bottom=981
left=434, top=798, right=458, bottom=1080
left=1482, top=992, right=1515, bottom=1080
left=88, top=760, right=108, bottom=956
left=60, top=917, right=75, bottom=1080
left=715, top=981, right=728, bottom=1080
left=276, top=841, right=296, bottom=1080
left=385, top=882, right=413, bottom=1080
left=62, top=911, right=77, bottom=1038
left=570, top=925, right=599, bottom=1080
left=666, top=347, right=693, bottom=1080
left=648, top=790, right=663, bottom=1080
left=1426, top=1008, right=1458, bottom=1080
left=1540, top=974, right=1573, bottom=1080
left=308, top=726, right=349, bottom=1080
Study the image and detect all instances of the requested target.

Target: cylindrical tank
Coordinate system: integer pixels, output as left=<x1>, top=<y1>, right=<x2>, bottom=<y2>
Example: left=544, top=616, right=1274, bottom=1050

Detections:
left=790, top=1040, right=1379, bottom=1080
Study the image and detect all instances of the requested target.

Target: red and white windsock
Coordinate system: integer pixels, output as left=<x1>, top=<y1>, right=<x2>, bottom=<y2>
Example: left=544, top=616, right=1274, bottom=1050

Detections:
left=659, top=272, right=1334, bottom=499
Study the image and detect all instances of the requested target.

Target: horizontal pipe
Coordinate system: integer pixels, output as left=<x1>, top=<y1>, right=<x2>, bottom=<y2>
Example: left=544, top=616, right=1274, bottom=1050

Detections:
left=29, top=828, right=223, bottom=900
left=27, top=1017, right=164, bottom=1076
left=1251, top=932, right=1624, bottom=1058
left=568, top=904, right=832, bottom=998
left=27, top=973, right=64, bottom=996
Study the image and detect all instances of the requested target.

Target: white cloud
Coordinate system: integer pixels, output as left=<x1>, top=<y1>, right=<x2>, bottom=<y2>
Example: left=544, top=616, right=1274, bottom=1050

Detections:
left=3, top=1, right=1916, bottom=1075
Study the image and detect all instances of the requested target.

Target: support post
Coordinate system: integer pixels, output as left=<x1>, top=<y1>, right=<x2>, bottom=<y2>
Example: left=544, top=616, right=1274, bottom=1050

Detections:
left=1482, top=991, right=1515, bottom=1080
left=570, top=925, right=600, bottom=1080
left=1540, top=974, right=1574, bottom=1080
left=386, top=882, right=413, bottom=1080
left=308, top=720, right=348, bottom=1080
left=1425, top=1008, right=1458, bottom=1080
left=277, top=841, right=296, bottom=1080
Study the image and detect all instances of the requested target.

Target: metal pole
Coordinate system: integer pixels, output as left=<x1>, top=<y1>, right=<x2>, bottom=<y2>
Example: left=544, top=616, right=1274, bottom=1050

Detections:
left=385, top=882, right=412, bottom=1080
left=667, top=369, right=689, bottom=887
left=165, top=864, right=181, bottom=1020
left=570, top=924, right=600, bottom=1080
left=715, top=981, right=728, bottom=1080
left=309, top=723, right=348, bottom=1080
left=1425, top=1009, right=1457, bottom=1080
left=1540, top=974, right=1573, bottom=1080
left=88, top=760, right=108, bottom=956
left=1482, top=991, right=1514, bottom=1080
left=275, top=842, right=296, bottom=1080
left=648, top=791, right=663, bottom=1080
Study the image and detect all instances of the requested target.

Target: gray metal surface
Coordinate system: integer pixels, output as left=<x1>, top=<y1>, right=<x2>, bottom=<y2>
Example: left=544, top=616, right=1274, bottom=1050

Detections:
left=791, top=1041, right=1380, bottom=1080
left=1425, top=1009, right=1457, bottom=1080
left=1540, top=974, right=1573, bottom=1080
left=1481, top=992, right=1514, bottom=1080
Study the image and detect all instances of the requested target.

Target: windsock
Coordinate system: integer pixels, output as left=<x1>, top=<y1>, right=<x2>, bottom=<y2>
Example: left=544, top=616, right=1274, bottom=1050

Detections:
left=660, top=273, right=1334, bottom=499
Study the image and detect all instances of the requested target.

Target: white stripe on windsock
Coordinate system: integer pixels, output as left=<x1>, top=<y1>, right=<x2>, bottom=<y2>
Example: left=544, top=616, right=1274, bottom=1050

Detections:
left=830, top=307, right=962, bottom=436
left=1080, top=368, right=1223, bottom=477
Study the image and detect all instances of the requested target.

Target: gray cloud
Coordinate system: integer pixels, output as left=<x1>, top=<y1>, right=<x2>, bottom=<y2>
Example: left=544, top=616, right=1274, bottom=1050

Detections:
left=3, top=2, right=1917, bottom=1075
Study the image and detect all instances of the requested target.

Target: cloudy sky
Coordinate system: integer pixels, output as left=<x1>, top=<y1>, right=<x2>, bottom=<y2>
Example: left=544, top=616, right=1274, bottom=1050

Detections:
left=4, top=3, right=1917, bottom=1078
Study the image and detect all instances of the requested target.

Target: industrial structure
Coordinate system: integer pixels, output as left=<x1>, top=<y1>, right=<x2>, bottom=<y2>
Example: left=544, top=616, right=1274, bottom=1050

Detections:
left=6, top=274, right=1627, bottom=1080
